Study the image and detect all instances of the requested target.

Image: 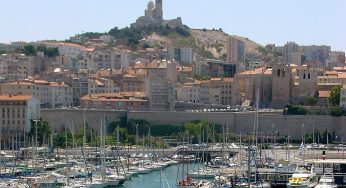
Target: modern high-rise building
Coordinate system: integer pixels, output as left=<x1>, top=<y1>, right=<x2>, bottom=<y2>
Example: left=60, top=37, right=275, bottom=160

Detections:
left=226, top=36, right=245, bottom=64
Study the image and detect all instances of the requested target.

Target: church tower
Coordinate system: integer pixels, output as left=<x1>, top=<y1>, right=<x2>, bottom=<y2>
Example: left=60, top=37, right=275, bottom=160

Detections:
left=155, top=0, right=163, bottom=21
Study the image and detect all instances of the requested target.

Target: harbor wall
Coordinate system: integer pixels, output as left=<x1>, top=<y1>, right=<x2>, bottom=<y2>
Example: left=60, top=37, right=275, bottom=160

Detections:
left=41, top=110, right=346, bottom=139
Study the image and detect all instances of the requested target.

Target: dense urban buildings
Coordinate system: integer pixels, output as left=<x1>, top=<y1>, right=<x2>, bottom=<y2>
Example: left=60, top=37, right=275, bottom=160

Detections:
left=0, top=0, right=345, bottom=114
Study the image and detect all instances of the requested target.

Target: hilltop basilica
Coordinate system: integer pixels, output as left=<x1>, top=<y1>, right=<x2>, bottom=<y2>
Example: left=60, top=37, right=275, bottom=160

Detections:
left=131, top=0, right=183, bottom=28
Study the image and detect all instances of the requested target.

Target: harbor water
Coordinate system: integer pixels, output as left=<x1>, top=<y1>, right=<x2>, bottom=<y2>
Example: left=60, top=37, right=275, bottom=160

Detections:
left=120, top=163, right=200, bottom=188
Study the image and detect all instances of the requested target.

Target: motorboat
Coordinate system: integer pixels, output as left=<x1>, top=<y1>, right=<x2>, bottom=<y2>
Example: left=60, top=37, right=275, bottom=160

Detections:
left=315, top=173, right=338, bottom=188
left=287, top=165, right=318, bottom=188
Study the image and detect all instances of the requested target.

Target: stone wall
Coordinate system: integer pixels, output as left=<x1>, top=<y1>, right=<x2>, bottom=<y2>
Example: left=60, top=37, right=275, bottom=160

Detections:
left=41, top=109, right=346, bottom=139
left=41, top=109, right=126, bottom=131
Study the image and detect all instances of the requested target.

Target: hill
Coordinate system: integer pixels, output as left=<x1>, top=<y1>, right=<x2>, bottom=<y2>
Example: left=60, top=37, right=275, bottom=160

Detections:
left=70, top=26, right=263, bottom=61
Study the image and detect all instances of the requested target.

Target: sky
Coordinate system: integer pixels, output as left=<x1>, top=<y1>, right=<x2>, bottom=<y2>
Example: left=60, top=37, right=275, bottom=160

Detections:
left=1, top=0, right=345, bottom=51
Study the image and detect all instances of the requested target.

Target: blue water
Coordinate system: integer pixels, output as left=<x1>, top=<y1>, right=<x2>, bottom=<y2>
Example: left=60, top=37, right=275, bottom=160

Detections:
left=120, top=164, right=201, bottom=188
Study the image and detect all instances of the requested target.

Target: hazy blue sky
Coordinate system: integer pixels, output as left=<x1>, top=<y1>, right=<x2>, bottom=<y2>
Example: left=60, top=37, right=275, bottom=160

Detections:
left=1, top=0, right=345, bottom=51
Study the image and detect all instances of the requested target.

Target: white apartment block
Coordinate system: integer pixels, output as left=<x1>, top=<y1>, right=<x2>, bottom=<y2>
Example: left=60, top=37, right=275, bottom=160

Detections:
left=0, top=80, right=73, bottom=108
left=86, top=47, right=129, bottom=71
left=0, top=95, right=40, bottom=137
left=36, top=42, right=87, bottom=59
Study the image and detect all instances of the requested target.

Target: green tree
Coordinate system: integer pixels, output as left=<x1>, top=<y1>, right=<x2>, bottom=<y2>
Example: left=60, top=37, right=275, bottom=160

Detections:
left=329, top=85, right=342, bottom=106
left=330, top=107, right=343, bottom=116
left=28, top=119, right=51, bottom=146
left=307, top=96, right=318, bottom=106
left=183, top=120, right=209, bottom=143
left=24, top=45, right=36, bottom=56
left=285, top=104, right=308, bottom=115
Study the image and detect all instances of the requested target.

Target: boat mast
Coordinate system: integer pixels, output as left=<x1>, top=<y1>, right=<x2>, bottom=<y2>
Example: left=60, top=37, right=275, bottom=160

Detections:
left=0, top=127, right=2, bottom=176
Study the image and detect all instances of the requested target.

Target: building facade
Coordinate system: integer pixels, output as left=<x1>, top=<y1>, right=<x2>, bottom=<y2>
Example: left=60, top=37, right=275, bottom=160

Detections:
left=226, top=36, right=245, bottom=65
left=80, top=92, right=148, bottom=111
left=0, top=80, right=73, bottom=108
left=0, top=95, right=40, bottom=148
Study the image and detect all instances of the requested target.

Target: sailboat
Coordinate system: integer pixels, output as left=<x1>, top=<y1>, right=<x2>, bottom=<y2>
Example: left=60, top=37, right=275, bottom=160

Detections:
left=235, top=88, right=271, bottom=188
left=177, top=133, right=198, bottom=188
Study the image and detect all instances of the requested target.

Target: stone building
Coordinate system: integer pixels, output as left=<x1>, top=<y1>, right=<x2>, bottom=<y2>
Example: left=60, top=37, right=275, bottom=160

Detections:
left=271, top=64, right=293, bottom=108
left=131, top=0, right=183, bottom=28
left=235, top=67, right=272, bottom=107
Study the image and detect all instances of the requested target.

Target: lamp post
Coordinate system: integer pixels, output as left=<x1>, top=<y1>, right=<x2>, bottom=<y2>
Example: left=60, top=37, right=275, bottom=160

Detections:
left=301, top=124, right=305, bottom=145
left=327, top=130, right=330, bottom=150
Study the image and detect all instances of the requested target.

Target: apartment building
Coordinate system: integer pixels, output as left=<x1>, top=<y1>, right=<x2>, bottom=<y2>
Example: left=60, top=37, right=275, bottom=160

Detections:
left=0, top=80, right=72, bottom=108
left=199, top=78, right=235, bottom=106
left=122, top=74, right=145, bottom=92
left=0, top=95, right=40, bottom=147
left=0, top=54, right=32, bottom=80
left=227, top=36, right=245, bottom=64
left=86, top=47, right=129, bottom=71
left=88, top=77, right=120, bottom=94
left=169, top=47, right=193, bottom=65
left=177, top=82, right=201, bottom=103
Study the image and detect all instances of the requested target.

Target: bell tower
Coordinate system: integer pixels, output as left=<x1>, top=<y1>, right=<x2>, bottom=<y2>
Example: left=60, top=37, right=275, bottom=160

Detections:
left=155, top=0, right=163, bottom=21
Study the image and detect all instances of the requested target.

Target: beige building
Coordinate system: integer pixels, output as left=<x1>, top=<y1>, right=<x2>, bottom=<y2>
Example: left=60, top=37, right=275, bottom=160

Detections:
left=0, top=54, right=32, bottom=80
left=199, top=78, right=236, bottom=106
left=291, top=66, right=322, bottom=105
left=86, top=47, right=129, bottom=71
left=176, top=82, right=201, bottom=103
left=235, top=67, right=272, bottom=107
left=122, top=74, right=145, bottom=92
left=81, top=92, right=148, bottom=111
left=0, top=95, right=40, bottom=148
left=88, top=77, right=120, bottom=94
left=0, top=80, right=73, bottom=108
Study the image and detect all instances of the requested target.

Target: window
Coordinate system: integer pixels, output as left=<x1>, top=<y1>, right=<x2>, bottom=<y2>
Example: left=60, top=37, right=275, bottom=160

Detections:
left=277, top=69, right=281, bottom=77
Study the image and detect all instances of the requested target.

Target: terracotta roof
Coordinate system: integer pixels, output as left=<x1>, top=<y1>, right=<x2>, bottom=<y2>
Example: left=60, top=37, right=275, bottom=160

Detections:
left=0, top=95, right=33, bottom=101
left=318, top=90, right=330, bottom=98
left=3, top=81, right=33, bottom=85
left=81, top=92, right=146, bottom=100
left=238, top=67, right=271, bottom=75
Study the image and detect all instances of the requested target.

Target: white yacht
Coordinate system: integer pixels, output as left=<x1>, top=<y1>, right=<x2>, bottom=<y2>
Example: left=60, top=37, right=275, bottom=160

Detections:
left=315, top=173, right=338, bottom=188
left=287, top=165, right=318, bottom=188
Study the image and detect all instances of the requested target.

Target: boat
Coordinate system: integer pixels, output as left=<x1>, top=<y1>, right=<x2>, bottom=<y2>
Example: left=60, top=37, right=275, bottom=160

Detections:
left=287, top=164, right=318, bottom=188
left=177, top=177, right=198, bottom=188
left=315, top=173, right=337, bottom=188
left=188, top=168, right=216, bottom=179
